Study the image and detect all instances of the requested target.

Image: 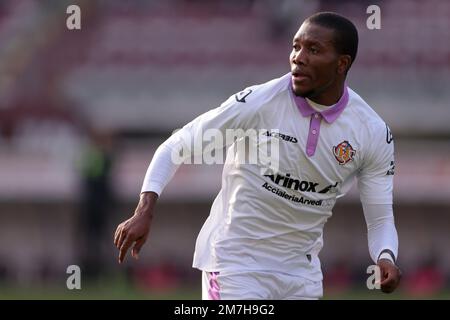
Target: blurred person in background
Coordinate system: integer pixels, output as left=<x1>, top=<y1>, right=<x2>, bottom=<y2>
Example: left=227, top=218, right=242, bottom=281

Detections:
left=114, top=12, right=401, bottom=299
left=78, top=129, right=115, bottom=281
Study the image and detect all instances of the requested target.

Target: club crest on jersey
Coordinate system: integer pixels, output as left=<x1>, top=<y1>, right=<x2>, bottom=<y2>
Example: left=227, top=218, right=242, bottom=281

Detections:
left=333, top=140, right=356, bottom=165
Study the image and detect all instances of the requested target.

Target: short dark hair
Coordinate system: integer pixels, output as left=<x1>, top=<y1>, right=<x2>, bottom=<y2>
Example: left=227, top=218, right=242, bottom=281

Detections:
left=306, top=12, right=359, bottom=69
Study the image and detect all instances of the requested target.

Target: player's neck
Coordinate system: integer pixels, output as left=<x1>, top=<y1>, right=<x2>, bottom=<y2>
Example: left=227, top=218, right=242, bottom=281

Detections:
left=308, top=82, right=345, bottom=106
left=306, top=98, right=331, bottom=112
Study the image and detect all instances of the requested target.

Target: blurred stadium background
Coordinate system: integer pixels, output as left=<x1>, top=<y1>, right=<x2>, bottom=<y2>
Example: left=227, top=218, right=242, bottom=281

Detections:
left=0, top=0, right=449, bottom=299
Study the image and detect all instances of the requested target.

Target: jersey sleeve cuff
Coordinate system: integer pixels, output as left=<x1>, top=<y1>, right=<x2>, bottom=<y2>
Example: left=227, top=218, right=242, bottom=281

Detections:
left=141, top=182, right=162, bottom=197
left=377, top=249, right=396, bottom=264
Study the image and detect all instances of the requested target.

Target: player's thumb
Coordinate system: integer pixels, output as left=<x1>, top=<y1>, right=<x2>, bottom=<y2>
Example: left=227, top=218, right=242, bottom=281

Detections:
left=132, top=238, right=146, bottom=259
left=380, top=268, right=393, bottom=285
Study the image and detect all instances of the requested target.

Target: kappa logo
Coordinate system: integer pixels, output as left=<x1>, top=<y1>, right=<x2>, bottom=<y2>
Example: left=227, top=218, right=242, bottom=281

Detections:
left=235, top=89, right=252, bottom=103
left=333, top=140, right=356, bottom=165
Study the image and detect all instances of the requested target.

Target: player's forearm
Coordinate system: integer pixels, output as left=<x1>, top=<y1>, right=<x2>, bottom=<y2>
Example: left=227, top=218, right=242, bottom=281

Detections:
left=134, top=191, right=158, bottom=219
left=362, top=203, right=399, bottom=264
left=141, top=130, right=188, bottom=195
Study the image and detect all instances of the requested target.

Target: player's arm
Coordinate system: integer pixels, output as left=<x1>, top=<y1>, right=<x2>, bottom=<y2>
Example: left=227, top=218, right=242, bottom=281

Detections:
left=362, top=203, right=401, bottom=293
left=113, top=128, right=188, bottom=263
left=357, top=123, right=401, bottom=293
left=114, top=91, right=255, bottom=263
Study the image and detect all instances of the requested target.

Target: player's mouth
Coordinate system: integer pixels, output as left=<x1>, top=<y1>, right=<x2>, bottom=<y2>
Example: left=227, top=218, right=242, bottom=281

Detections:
left=291, top=70, right=310, bottom=82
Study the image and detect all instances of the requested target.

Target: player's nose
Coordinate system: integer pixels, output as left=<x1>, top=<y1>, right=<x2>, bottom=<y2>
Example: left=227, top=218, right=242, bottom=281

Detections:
left=292, top=48, right=307, bottom=65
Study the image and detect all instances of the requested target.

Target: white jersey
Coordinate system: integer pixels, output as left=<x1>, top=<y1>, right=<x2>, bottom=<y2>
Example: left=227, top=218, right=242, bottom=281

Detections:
left=143, top=73, right=396, bottom=281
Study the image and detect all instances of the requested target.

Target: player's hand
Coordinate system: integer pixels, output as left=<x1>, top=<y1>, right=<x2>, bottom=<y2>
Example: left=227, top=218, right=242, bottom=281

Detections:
left=114, top=192, right=158, bottom=263
left=377, top=259, right=402, bottom=293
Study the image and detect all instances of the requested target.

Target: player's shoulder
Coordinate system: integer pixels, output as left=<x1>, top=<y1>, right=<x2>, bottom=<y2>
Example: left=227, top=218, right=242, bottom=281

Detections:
left=347, top=87, right=394, bottom=152
left=347, top=87, right=388, bottom=131
left=226, top=73, right=291, bottom=108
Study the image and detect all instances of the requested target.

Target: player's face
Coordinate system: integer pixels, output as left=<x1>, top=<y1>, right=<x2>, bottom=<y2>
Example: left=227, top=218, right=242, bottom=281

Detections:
left=290, top=22, right=345, bottom=102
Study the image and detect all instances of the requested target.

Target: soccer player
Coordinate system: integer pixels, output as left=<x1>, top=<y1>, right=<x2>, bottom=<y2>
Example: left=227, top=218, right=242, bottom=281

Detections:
left=114, top=12, right=401, bottom=299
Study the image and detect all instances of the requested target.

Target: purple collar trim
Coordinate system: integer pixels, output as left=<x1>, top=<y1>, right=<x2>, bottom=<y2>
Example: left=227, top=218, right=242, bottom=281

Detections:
left=290, top=85, right=349, bottom=123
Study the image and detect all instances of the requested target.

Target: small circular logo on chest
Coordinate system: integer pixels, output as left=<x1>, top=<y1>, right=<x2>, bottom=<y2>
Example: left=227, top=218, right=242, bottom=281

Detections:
left=333, top=140, right=356, bottom=165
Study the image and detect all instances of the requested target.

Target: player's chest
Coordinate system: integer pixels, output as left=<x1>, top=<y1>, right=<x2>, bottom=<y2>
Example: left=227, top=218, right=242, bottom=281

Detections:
left=255, top=108, right=363, bottom=184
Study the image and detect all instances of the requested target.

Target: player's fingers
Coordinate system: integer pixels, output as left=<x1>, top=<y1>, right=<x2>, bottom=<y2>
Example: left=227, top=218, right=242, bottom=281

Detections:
left=131, top=237, right=147, bottom=259
left=114, top=225, right=122, bottom=247
left=381, top=282, right=395, bottom=293
left=380, top=273, right=394, bottom=286
left=116, top=226, right=128, bottom=250
left=380, top=271, right=396, bottom=293
left=119, top=234, right=134, bottom=263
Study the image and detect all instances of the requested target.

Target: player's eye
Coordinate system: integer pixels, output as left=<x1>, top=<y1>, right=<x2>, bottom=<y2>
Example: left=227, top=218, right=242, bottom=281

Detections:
left=310, top=47, right=319, bottom=54
left=292, top=44, right=300, bottom=51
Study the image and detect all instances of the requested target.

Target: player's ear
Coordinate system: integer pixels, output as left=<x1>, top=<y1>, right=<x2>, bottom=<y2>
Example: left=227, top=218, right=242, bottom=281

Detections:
left=337, top=55, right=351, bottom=75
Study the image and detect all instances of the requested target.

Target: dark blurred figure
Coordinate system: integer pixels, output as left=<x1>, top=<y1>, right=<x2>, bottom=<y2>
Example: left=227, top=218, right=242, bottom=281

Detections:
left=0, top=257, right=9, bottom=285
left=78, top=129, right=115, bottom=282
